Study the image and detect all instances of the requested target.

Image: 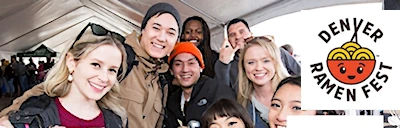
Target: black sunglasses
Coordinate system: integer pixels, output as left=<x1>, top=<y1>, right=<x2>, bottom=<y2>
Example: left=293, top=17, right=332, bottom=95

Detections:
left=72, top=23, right=126, bottom=48
left=72, top=22, right=129, bottom=78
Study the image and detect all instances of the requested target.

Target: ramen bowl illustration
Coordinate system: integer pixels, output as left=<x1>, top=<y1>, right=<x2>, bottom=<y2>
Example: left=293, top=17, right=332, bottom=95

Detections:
left=327, top=42, right=375, bottom=85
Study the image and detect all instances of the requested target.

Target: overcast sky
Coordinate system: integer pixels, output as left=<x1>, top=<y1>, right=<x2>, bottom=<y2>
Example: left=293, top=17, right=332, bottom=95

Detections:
left=250, top=2, right=383, bottom=58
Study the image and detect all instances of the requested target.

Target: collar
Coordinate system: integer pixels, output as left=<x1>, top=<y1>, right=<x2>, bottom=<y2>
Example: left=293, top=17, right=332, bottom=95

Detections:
left=172, top=76, right=209, bottom=105
left=180, top=91, right=191, bottom=113
left=251, top=94, right=270, bottom=122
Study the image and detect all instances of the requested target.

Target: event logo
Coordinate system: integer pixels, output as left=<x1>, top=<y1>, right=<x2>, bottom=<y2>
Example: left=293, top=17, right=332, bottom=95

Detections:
left=309, top=18, right=392, bottom=102
left=327, top=39, right=375, bottom=85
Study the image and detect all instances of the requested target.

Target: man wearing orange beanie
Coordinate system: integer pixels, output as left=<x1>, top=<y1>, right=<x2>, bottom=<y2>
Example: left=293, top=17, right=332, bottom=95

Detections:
left=163, top=42, right=236, bottom=128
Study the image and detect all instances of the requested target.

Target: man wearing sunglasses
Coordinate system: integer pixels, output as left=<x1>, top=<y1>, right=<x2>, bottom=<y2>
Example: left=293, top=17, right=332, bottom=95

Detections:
left=0, top=2, right=181, bottom=128
left=216, top=18, right=301, bottom=92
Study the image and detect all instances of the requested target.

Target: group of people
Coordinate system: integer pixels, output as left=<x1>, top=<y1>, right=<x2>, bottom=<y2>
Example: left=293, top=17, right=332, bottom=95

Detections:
left=0, top=57, right=54, bottom=98
left=0, top=2, right=326, bottom=128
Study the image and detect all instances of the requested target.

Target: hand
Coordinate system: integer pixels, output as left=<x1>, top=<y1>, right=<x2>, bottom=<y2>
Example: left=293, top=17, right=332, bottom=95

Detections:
left=172, top=78, right=180, bottom=86
left=219, top=38, right=239, bottom=64
left=0, top=116, right=13, bottom=128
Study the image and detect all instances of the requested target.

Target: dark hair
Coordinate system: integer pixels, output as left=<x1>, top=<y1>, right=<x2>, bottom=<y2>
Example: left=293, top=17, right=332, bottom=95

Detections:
left=180, top=16, right=216, bottom=77
left=201, top=99, right=254, bottom=128
left=226, top=18, right=250, bottom=32
left=281, top=44, right=293, bottom=54
left=273, top=76, right=301, bottom=97
left=273, top=76, right=321, bottom=115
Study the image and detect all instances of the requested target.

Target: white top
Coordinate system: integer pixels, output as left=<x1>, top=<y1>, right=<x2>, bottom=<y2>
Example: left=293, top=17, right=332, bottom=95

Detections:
left=181, top=92, right=191, bottom=116
left=251, top=94, right=270, bottom=122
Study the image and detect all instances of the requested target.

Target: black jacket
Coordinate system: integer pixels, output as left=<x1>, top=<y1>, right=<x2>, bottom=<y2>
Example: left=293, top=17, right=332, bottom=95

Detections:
left=164, top=76, right=236, bottom=128
left=8, top=95, right=126, bottom=128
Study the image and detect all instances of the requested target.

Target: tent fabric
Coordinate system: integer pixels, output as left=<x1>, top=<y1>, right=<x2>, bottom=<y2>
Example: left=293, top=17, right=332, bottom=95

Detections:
left=0, top=0, right=380, bottom=56
left=17, top=44, right=57, bottom=57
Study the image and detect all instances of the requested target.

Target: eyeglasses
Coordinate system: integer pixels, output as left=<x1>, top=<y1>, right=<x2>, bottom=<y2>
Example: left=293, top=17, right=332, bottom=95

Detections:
left=72, top=22, right=125, bottom=49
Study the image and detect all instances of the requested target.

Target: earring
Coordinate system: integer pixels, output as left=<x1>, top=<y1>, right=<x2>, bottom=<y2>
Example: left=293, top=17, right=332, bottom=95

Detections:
left=68, top=74, right=73, bottom=82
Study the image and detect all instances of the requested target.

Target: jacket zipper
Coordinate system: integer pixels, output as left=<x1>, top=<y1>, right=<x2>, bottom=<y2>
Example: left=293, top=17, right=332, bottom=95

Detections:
left=35, top=115, right=43, bottom=128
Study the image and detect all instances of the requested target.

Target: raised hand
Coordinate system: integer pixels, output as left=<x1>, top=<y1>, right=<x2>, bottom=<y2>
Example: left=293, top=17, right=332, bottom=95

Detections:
left=219, top=38, right=239, bottom=64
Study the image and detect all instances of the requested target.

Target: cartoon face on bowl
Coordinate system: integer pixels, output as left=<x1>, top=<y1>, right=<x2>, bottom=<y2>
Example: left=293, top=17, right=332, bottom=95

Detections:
left=327, top=60, right=375, bottom=84
left=327, top=42, right=376, bottom=85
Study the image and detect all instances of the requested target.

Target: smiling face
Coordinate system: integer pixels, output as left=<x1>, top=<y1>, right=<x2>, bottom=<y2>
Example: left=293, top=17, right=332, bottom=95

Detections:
left=171, top=53, right=202, bottom=88
left=140, top=13, right=179, bottom=59
left=182, top=20, right=203, bottom=46
left=268, top=83, right=317, bottom=128
left=209, top=116, right=246, bottom=128
left=327, top=60, right=375, bottom=84
left=243, top=45, right=276, bottom=86
left=68, top=44, right=122, bottom=101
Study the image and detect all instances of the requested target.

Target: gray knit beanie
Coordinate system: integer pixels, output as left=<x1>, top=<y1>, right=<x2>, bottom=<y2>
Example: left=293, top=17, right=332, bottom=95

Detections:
left=141, top=2, right=181, bottom=33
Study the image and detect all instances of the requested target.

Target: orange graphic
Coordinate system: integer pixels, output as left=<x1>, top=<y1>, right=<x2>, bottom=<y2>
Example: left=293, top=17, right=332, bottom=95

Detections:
left=327, top=41, right=376, bottom=84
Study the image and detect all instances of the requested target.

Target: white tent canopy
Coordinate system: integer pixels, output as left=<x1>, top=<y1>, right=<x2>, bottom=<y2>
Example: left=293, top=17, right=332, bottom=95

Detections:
left=0, top=0, right=381, bottom=59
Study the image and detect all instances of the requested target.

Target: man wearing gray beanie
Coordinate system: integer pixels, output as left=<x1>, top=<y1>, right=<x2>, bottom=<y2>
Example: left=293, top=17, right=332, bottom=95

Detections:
left=119, top=2, right=181, bottom=128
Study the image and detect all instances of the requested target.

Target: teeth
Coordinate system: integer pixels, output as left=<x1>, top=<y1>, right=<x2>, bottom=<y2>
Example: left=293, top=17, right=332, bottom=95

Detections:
left=190, top=40, right=197, bottom=43
left=255, top=74, right=265, bottom=76
left=153, top=43, right=164, bottom=49
left=277, top=126, right=286, bottom=128
left=181, top=75, right=191, bottom=78
left=91, top=83, right=104, bottom=90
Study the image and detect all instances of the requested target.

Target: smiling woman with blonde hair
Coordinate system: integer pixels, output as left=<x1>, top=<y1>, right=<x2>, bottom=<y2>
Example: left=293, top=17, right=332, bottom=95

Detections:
left=3, top=23, right=128, bottom=128
left=237, top=36, right=290, bottom=128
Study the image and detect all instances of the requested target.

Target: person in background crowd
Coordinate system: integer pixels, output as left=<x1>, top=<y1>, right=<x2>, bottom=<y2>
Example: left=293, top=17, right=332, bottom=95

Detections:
left=0, top=60, right=14, bottom=97
left=26, top=58, right=37, bottom=85
left=1, top=59, right=5, bottom=73
left=10, top=56, right=27, bottom=95
left=44, top=57, right=53, bottom=70
left=37, top=61, right=45, bottom=82
left=280, top=44, right=293, bottom=56
left=3, top=60, right=15, bottom=97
